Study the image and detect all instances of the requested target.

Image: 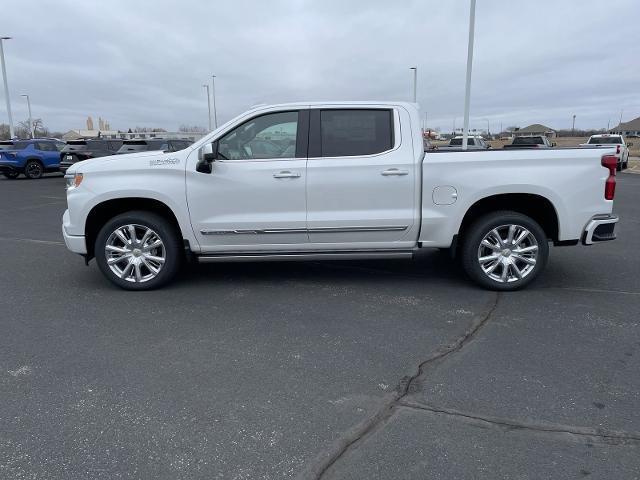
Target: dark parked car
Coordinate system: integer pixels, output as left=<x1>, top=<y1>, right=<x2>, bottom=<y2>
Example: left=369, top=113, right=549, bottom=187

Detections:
left=503, top=135, right=556, bottom=149
left=0, top=139, right=66, bottom=179
left=59, top=139, right=124, bottom=174
left=116, top=138, right=192, bottom=154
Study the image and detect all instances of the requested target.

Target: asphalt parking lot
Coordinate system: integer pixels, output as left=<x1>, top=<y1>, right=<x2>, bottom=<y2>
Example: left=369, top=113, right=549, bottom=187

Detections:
left=1, top=173, right=639, bottom=479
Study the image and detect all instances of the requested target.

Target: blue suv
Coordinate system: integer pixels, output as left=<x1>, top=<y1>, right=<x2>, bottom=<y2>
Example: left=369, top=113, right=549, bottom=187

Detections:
left=0, top=139, right=66, bottom=179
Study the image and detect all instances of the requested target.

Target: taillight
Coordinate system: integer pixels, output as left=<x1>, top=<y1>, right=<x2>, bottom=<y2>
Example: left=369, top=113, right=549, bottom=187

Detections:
left=601, top=155, right=617, bottom=200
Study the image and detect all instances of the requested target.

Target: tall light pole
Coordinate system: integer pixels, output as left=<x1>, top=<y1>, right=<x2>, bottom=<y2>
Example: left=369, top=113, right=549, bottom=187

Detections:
left=410, top=67, right=417, bottom=103
left=20, top=94, right=33, bottom=138
left=0, top=36, right=14, bottom=138
left=483, top=118, right=490, bottom=137
left=461, top=0, right=476, bottom=150
left=571, top=114, right=576, bottom=136
left=211, top=75, right=218, bottom=128
left=618, top=109, right=624, bottom=129
left=202, top=84, right=211, bottom=131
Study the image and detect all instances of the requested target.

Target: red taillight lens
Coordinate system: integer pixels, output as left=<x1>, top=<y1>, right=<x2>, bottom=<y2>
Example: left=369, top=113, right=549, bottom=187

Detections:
left=601, top=155, right=617, bottom=200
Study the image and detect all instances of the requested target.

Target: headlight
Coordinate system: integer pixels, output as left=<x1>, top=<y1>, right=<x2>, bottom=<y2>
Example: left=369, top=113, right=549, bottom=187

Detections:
left=65, top=173, right=83, bottom=189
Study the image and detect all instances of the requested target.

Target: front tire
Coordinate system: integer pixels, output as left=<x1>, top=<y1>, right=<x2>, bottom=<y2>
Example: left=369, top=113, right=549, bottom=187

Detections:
left=2, top=171, right=19, bottom=179
left=460, top=211, right=549, bottom=291
left=24, top=160, right=44, bottom=179
left=95, top=211, right=182, bottom=290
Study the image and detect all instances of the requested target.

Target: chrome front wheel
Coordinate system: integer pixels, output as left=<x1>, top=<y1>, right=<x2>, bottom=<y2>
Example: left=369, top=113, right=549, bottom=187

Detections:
left=105, top=224, right=166, bottom=283
left=96, top=211, right=181, bottom=290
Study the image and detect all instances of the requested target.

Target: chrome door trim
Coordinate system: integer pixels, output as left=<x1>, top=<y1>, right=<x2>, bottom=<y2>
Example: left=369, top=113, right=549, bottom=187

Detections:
left=200, top=225, right=409, bottom=236
left=201, top=228, right=308, bottom=235
left=309, top=225, right=408, bottom=233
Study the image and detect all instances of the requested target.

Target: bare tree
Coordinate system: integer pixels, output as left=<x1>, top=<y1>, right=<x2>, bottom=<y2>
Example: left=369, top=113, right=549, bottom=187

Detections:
left=179, top=125, right=207, bottom=134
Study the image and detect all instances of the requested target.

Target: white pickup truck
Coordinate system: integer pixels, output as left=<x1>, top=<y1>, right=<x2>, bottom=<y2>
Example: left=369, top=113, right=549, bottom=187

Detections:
left=580, top=134, right=632, bottom=171
left=62, top=102, right=620, bottom=291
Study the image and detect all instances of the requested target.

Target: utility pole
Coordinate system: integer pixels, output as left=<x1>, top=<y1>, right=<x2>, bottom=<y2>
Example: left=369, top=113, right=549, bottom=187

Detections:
left=0, top=37, right=14, bottom=138
left=211, top=75, right=218, bottom=128
left=410, top=67, right=417, bottom=103
left=202, top=84, right=211, bottom=131
left=618, top=109, right=624, bottom=129
left=21, top=94, right=33, bottom=138
left=461, top=0, right=476, bottom=150
left=572, top=114, right=576, bottom=136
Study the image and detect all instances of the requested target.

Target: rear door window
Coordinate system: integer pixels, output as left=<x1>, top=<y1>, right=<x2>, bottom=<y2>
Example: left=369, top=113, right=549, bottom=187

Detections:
left=319, top=109, right=393, bottom=157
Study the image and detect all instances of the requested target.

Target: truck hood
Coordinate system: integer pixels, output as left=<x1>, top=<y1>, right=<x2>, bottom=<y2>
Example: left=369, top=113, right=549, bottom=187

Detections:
left=65, top=150, right=166, bottom=175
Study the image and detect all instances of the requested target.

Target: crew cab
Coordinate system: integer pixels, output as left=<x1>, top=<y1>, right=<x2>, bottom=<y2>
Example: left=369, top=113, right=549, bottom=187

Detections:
left=580, top=134, right=631, bottom=171
left=503, top=135, right=555, bottom=149
left=59, top=139, right=124, bottom=174
left=438, top=135, right=491, bottom=150
left=62, top=102, right=619, bottom=291
left=0, top=139, right=66, bottom=179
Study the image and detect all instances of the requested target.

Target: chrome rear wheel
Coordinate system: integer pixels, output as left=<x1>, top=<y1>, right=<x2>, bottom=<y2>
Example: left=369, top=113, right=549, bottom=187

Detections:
left=477, top=224, right=538, bottom=283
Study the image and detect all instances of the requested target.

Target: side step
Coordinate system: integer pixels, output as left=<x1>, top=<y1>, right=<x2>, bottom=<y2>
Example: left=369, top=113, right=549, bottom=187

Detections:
left=196, top=249, right=415, bottom=263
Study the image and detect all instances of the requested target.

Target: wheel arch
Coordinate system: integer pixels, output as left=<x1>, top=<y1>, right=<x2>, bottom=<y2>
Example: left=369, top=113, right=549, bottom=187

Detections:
left=458, top=193, right=560, bottom=244
left=84, top=197, right=184, bottom=260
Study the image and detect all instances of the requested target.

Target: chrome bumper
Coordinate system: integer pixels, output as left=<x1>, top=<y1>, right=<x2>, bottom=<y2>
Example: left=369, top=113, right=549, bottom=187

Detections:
left=582, top=214, right=619, bottom=245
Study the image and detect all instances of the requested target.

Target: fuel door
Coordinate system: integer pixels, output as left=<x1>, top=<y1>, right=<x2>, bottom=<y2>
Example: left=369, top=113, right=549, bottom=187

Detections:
left=433, top=185, right=458, bottom=205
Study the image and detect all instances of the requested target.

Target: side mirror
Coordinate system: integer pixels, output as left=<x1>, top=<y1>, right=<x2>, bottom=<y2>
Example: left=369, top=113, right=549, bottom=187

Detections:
left=552, top=142, right=557, bottom=147
left=196, top=141, right=217, bottom=174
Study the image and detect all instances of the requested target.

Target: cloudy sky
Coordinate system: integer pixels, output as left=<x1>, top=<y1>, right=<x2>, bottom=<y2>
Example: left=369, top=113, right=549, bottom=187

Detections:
left=1, top=0, right=638, bottom=133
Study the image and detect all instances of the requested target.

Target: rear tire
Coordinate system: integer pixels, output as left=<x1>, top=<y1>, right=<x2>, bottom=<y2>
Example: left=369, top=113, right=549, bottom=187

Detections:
left=24, top=160, right=44, bottom=179
left=95, top=211, right=182, bottom=290
left=460, top=211, right=549, bottom=291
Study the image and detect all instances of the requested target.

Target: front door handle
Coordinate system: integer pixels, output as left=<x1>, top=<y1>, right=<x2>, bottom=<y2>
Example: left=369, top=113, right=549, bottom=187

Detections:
left=273, top=171, right=301, bottom=179
left=381, top=168, right=409, bottom=176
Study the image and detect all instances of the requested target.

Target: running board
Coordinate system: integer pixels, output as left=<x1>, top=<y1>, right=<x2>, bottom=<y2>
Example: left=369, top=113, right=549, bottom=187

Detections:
left=196, top=249, right=415, bottom=263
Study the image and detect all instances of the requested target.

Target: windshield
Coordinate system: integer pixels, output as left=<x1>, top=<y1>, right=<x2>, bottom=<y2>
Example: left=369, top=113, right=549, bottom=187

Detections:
left=588, top=137, right=621, bottom=144
left=116, top=140, right=165, bottom=154
left=513, top=137, right=543, bottom=145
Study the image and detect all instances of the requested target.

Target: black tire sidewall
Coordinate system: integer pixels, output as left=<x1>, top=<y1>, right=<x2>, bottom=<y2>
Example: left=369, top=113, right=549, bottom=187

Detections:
left=25, top=160, right=43, bottom=179
left=95, top=211, right=182, bottom=290
left=461, top=211, right=549, bottom=291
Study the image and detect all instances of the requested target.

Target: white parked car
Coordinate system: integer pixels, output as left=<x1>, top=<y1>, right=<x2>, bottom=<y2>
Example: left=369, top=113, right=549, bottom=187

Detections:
left=438, top=135, right=491, bottom=150
left=581, top=134, right=632, bottom=171
left=62, top=102, right=619, bottom=291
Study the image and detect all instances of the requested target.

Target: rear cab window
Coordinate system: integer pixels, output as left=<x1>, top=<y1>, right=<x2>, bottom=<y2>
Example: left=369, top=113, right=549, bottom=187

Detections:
left=588, top=136, right=622, bottom=144
left=319, top=109, right=394, bottom=157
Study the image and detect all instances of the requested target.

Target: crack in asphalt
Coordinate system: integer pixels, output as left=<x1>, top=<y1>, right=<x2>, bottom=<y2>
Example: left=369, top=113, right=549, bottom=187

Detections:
left=297, top=292, right=501, bottom=480
left=397, top=401, right=640, bottom=446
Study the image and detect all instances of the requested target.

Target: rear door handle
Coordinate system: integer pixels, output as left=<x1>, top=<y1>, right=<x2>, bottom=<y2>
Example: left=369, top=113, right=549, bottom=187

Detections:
left=381, top=168, right=409, bottom=176
left=273, top=171, right=301, bottom=179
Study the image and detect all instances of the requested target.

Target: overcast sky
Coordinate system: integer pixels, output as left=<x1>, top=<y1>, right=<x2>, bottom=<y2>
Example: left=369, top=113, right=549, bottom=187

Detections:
left=1, top=0, right=638, bottom=133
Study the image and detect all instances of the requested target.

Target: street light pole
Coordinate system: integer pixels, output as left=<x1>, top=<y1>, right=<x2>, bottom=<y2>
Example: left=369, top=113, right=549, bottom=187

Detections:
left=0, top=37, right=14, bottom=138
left=484, top=118, right=490, bottom=136
left=572, top=114, right=576, bottom=136
left=461, top=0, right=476, bottom=150
left=21, top=94, right=33, bottom=138
left=410, top=67, right=417, bottom=103
left=211, top=75, right=218, bottom=129
left=202, top=84, right=211, bottom=131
